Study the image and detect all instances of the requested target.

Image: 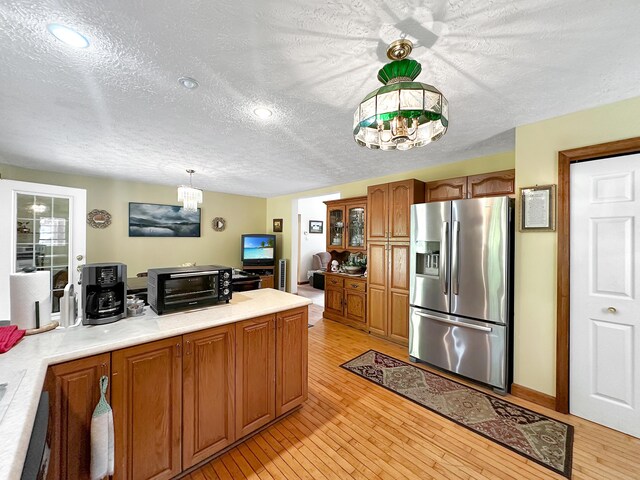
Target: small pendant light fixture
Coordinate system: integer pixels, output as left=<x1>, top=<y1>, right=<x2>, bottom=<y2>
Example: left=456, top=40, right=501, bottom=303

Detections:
left=177, top=169, right=203, bottom=212
left=353, top=39, right=448, bottom=151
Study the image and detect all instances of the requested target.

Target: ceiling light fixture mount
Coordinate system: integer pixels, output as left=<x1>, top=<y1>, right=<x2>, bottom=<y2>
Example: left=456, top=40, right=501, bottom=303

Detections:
left=353, top=39, right=448, bottom=151
left=177, top=169, right=203, bottom=212
left=47, top=24, right=90, bottom=49
left=178, top=77, right=199, bottom=90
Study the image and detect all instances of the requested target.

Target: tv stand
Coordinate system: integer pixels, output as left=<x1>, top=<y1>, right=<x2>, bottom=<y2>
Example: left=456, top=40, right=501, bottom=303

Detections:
left=242, top=264, right=275, bottom=289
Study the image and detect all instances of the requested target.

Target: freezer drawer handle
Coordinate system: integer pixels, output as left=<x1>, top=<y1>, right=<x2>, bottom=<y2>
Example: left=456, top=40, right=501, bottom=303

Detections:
left=414, top=311, right=492, bottom=332
left=440, top=222, right=449, bottom=294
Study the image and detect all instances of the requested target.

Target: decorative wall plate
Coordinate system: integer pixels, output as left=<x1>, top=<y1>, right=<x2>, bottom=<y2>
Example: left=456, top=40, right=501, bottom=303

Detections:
left=87, top=209, right=112, bottom=229
left=212, top=217, right=226, bottom=232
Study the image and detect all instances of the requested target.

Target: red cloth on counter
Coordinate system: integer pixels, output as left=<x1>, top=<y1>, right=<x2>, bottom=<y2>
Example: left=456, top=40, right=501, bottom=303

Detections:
left=0, top=325, right=26, bottom=353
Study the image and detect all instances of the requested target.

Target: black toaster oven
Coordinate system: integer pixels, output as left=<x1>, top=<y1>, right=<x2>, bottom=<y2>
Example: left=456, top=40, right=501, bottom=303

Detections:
left=147, top=265, right=232, bottom=315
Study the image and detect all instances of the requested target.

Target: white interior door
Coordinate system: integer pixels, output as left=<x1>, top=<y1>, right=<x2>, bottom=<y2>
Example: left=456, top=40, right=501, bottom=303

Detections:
left=0, top=180, right=86, bottom=320
left=570, top=153, right=640, bottom=438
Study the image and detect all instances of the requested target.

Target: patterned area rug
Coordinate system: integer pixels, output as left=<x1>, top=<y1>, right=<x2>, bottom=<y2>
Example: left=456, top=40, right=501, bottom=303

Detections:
left=341, top=350, right=573, bottom=478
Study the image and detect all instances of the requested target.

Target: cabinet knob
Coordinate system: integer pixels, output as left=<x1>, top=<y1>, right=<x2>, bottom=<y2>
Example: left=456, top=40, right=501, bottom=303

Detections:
left=607, top=306, right=617, bottom=313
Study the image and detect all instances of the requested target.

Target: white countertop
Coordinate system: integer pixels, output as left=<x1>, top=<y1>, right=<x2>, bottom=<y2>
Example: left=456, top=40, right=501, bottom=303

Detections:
left=0, top=289, right=311, bottom=480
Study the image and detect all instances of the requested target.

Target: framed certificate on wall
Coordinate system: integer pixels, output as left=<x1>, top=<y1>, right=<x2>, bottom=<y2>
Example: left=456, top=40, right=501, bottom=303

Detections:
left=520, top=184, right=556, bottom=231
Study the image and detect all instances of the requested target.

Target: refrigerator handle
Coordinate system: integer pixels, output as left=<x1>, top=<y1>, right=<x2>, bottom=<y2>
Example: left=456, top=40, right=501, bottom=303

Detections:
left=452, top=220, right=460, bottom=295
left=440, top=222, right=449, bottom=295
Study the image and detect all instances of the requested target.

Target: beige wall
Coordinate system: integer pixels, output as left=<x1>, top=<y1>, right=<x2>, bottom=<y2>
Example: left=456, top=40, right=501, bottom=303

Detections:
left=0, top=162, right=267, bottom=274
left=513, top=95, right=640, bottom=396
left=265, top=150, right=515, bottom=291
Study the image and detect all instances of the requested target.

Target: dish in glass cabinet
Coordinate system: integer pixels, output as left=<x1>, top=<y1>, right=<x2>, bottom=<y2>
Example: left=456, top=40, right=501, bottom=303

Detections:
left=87, top=209, right=112, bottom=229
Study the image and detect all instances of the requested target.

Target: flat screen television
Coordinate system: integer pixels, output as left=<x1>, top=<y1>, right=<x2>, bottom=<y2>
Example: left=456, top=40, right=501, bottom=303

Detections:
left=241, top=234, right=276, bottom=266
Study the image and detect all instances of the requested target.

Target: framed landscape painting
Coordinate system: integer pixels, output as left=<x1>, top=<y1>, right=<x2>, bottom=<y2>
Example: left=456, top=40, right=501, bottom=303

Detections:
left=129, top=202, right=201, bottom=237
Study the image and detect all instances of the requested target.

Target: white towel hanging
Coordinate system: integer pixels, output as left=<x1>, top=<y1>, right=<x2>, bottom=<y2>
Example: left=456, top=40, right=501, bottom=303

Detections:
left=90, top=375, right=114, bottom=480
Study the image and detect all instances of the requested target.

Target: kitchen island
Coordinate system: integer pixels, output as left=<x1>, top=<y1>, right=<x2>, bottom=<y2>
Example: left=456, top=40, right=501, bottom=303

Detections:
left=0, top=288, right=311, bottom=480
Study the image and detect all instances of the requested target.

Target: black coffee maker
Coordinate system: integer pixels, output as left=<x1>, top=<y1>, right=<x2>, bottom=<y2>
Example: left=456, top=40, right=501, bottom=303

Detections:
left=81, top=263, right=127, bottom=325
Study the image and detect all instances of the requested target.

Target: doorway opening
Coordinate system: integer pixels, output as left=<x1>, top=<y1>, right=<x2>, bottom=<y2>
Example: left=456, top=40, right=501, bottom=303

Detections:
left=290, top=193, right=339, bottom=309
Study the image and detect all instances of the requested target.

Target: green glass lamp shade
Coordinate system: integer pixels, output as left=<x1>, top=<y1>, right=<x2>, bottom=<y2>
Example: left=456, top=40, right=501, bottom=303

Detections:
left=353, top=58, right=448, bottom=151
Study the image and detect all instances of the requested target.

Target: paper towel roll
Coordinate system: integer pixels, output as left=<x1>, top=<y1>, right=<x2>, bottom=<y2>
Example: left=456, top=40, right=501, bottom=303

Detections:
left=10, top=271, right=52, bottom=330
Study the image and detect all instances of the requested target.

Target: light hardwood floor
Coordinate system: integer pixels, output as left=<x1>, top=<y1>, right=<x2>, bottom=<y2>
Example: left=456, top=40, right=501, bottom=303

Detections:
left=186, top=305, right=640, bottom=480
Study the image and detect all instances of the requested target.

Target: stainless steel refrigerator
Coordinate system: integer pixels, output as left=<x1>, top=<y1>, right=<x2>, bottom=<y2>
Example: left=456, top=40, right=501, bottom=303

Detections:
left=409, top=196, right=514, bottom=393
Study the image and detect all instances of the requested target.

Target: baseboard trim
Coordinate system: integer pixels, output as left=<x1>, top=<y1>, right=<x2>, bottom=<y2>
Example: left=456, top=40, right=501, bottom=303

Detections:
left=511, top=384, right=556, bottom=410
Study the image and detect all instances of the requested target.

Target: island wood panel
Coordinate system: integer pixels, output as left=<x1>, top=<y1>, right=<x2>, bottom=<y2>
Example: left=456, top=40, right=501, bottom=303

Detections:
left=276, top=307, right=308, bottom=416
left=425, top=176, right=468, bottom=202
left=46, top=353, right=110, bottom=480
left=187, top=313, right=640, bottom=480
left=182, top=324, right=235, bottom=468
left=467, top=169, right=515, bottom=198
left=235, top=315, right=276, bottom=438
left=367, top=183, right=388, bottom=240
left=112, top=336, right=182, bottom=480
left=388, top=243, right=411, bottom=344
left=367, top=242, right=388, bottom=337
left=388, top=179, right=425, bottom=241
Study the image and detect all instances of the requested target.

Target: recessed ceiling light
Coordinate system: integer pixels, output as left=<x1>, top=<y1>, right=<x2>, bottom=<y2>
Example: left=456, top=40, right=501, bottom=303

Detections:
left=178, top=77, right=199, bottom=90
left=253, top=107, right=273, bottom=119
left=47, top=24, right=90, bottom=48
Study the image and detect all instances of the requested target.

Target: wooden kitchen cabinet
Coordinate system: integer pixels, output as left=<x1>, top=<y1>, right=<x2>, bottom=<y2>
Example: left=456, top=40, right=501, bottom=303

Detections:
left=425, top=170, right=515, bottom=202
left=182, top=324, right=235, bottom=468
left=366, top=242, right=411, bottom=344
left=46, top=353, right=110, bottom=480
left=425, top=176, right=467, bottom=202
left=367, top=179, right=425, bottom=242
left=235, top=315, right=276, bottom=438
left=276, top=307, right=308, bottom=416
left=366, top=242, right=387, bottom=337
left=323, top=273, right=367, bottom=331
left=366, top=178, right=423, bottom=344
left=467, top=169, right=515, bottom=198
left=324, top=196, right=367, bottom=252
left=112, top=336, right=183, bottom=480
left=388, top=243, right=411, bottom=344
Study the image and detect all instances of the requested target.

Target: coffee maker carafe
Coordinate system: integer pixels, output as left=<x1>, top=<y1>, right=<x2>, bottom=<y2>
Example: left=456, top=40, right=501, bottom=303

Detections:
left=81, top=263, right=127, bottom=325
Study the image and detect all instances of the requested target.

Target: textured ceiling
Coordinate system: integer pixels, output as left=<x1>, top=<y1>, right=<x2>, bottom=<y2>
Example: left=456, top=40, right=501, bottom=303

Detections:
left=0, top=1, right=639, bottom=197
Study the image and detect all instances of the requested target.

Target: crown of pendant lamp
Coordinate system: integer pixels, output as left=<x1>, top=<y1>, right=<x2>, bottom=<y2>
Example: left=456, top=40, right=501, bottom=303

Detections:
left=353, top=39, right=448, bottom=151
left=177, top=169, right=203, bottom=212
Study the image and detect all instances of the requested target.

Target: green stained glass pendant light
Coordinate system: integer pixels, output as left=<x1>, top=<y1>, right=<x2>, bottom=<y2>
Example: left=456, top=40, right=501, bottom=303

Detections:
left=353, top=39, right=448, bottom=151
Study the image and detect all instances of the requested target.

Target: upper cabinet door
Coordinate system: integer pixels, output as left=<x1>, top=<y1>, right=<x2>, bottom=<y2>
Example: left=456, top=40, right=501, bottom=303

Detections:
left=425, top=177, right=467, bottom=202
left=367, top=183, right=388, bottom=240
left=467, top=169, right=515, bottom=198
left=327, top=206, right=346, bottom=249
left=346, top=203, right=366, bottom=250
left=389, top=180, right=424, bottom=241
left=0, top=180, right=86, bottom=319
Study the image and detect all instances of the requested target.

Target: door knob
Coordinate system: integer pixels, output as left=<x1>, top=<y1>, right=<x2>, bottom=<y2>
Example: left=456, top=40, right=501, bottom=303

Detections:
left=607, top=306, right=617, bottom=313
left=76, top=255, right=84, bottom=261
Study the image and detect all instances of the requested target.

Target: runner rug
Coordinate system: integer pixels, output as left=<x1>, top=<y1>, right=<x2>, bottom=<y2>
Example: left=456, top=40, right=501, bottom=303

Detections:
left=341, top=350, right=573, bottom=478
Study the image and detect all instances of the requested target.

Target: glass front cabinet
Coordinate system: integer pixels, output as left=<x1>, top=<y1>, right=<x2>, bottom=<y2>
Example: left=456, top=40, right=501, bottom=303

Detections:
left=324, top=197, right=367, bottom=252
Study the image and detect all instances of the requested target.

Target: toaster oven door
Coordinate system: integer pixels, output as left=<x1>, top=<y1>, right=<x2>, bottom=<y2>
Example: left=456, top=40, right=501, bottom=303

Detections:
left=163, top=272, right=219, bottom=306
